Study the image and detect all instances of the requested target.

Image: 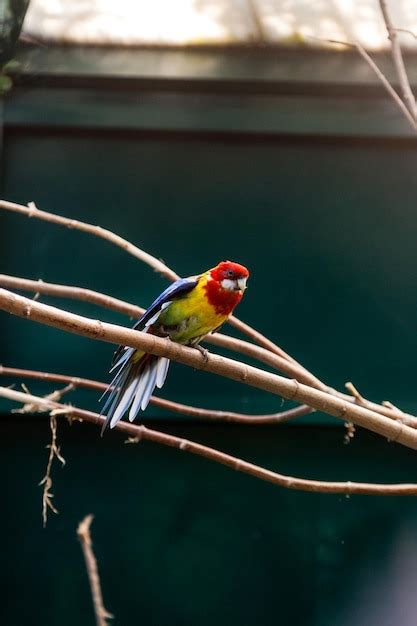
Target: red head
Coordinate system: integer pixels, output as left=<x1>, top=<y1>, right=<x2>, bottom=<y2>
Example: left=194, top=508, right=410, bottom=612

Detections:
left=210, top=261, right=249, bottom=291
left=205, top=260, right=249, bottom=315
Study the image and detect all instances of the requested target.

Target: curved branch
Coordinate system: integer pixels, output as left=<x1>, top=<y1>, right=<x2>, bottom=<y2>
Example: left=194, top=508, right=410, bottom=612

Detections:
left=2, top=288, right=417, bottom=450
left=3, top=386, right=417, bottom=496
left=0, top=366, right=312, bottom=424
left=0, top=199, right=317, bottom=383
left=0, top=273, right=140, bottom=318
left=2, top=200, right=177, bottom=281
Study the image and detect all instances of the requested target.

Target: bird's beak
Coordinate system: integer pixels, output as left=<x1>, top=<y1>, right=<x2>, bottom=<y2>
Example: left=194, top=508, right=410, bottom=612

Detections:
left=237, top=277, right=247, bottom=292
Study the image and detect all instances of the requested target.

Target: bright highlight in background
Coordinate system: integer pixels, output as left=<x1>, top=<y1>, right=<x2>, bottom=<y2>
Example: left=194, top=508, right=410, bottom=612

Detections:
left=23, top=0, right=417, bottom=50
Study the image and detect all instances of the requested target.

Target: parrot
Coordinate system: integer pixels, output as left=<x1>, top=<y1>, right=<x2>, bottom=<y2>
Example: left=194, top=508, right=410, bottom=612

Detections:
left=100, top=260, right=249, bottom=434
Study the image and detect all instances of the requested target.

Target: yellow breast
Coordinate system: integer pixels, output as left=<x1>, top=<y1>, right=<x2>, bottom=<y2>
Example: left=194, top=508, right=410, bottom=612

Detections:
left=158, top=273, right=228, bottom=343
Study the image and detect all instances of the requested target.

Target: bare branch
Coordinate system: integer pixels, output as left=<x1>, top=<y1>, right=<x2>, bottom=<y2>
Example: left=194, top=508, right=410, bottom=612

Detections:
left=2, top=289, right=417, bottom=450
left=0, top=365, right=312, bottom=424
left=379, top=0, right=417, bottom=121
left=9, top=200, right=176, bottom=281
left=0, top=272, right=325, bottom=389
left=12, top=382, right=74, bottom=414
left=77, top=515, right=113, bottom=626
left=322, top=37, right=417, bottom=131
left=0, top=273, right=140, bottom=318
left=0, top=199, right=318, bottom=385
left=228, top=315, right=314, bottom=375
left=3, top=275, right=416, bottom=426
left=3, top=386, right=417, bottom=496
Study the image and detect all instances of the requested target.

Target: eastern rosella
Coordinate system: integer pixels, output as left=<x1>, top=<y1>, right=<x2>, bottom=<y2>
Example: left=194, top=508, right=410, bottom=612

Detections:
left=101, top=260, right=249, bottom=433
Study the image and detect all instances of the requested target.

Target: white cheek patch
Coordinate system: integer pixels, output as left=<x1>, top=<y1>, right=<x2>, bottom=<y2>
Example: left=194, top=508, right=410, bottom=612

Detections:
left=221, top=278, right=237, bottom=291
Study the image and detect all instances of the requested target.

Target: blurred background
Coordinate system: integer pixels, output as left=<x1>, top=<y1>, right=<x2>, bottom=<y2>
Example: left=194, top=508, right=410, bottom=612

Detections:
left=2, top=1, right=417, bottom=625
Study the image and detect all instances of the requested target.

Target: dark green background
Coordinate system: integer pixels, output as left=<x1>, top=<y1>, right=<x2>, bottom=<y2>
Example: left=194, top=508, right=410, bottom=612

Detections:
left=4, top=419, right=417, bottom=626
left=2, top=46, right=417, bottom=626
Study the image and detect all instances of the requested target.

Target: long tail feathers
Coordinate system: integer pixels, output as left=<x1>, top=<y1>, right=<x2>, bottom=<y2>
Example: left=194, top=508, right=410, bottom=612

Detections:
left=100, top=350, right=169, bottom=435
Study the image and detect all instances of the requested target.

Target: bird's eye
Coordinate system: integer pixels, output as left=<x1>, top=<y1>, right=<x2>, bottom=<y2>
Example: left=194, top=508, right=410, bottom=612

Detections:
left=226, top=269, right=234, bottom=278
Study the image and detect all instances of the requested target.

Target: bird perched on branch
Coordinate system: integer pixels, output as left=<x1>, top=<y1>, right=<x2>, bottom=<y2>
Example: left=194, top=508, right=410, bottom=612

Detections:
left=101, top=260, right=249, bottom=433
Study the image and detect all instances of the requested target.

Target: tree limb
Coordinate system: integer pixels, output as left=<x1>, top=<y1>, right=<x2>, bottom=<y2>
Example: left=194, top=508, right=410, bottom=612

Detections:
left=2, top=288, right=417, bottom=450
left=0, top=272, right=325, bottom=389
left=0, top=198, right=318, bottom=384
left=4, top=272, right=415, bottom=428
left=3, top=386, right=417, bottom=496
left=0, top=273, right=140, bottom=318
left=0, top=366, right=312, bottom=424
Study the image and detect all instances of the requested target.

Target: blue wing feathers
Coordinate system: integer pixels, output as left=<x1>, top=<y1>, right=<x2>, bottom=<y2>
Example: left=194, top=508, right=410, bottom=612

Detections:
left=101, top=276, right=198, bottom=434
left=133, top=277, right=197, bottom=331
left=111, top=277, right=196, bottom=368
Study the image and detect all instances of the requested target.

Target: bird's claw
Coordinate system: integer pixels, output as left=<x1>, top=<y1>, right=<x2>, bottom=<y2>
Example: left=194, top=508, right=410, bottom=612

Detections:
left=195, top=344, right=209, bottom=364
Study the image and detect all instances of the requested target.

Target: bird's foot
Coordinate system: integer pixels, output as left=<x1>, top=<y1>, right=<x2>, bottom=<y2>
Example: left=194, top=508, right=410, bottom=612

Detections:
left=194, top=344, right=209, bottom=364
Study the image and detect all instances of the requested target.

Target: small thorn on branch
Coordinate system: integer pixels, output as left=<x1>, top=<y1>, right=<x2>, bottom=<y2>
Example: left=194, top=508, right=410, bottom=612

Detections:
left=345, top=381, right=364, bottom=403
left=383, top=400, right=404, bottom=417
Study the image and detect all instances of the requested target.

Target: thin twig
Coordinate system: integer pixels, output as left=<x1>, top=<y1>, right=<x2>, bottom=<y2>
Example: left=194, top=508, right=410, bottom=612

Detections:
left=3, top=386, right=417, bottom=496
left=0, top=273, right=140, bottom=318
left=246, top=0, right=267, bottom=42
left=0, top=365, right=313, bottom=424
left=393, top=28, right=417, bottom=40
left=12, top=382, right=74, bottom=414
left=18, top=201, right=176, bottom=282
left=379, top=0, right=417, bottom=120
left=2, top=289, right=417, bottom=450
left=322, top=37, right=417, bottom=131
left=38, top=414, right=66, bottom=527
left=77, top=515, right=113, bottom=626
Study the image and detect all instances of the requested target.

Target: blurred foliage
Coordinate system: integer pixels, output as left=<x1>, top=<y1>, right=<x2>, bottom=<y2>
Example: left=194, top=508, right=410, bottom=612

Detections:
left=0, top=0, right=29, bottom=64
left=0, top=0, right=29, bottom=93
